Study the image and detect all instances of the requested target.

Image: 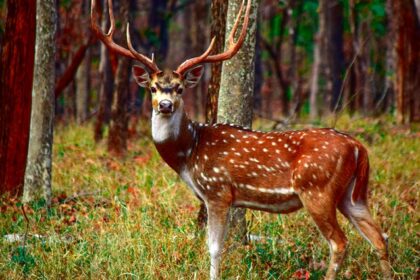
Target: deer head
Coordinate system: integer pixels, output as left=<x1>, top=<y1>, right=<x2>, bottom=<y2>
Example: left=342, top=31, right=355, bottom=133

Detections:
left=91, top=0, right=251, bottom=117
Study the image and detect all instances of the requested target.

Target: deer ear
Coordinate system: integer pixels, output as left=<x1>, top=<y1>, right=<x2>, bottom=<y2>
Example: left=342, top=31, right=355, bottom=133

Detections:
left=133, top=65, right=151, bottom=88
left=184, top=65, right=204, bottom=88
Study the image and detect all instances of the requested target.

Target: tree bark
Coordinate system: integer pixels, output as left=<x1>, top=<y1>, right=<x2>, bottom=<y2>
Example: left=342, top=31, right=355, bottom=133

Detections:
left=206, top=0, right=228, bottom=124
left=94, top=0, right=114, bottom=142
left=76, top=48, right=91, bottom=124
left=218, top=0, right=259, bottom=241
left=392, top=0, right=420, bottom=123
left=23, top=0, right=57, bottom=205
left=326, top=0, right=345, bottom=113
left=309, top=0, right=326, bottom=120
left=192, top=0, right=209, bottom=118
left=75, top=1, right=91, bottom=124
left=0, top=0, right=36, bottom=195
left=107, top=0, right=131, bottom=155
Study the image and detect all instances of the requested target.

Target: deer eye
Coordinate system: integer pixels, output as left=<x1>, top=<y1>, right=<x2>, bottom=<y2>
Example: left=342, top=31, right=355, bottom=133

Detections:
left=176, top=88, right=183, bottom=95
left=150, top=87, right=157, bottom=93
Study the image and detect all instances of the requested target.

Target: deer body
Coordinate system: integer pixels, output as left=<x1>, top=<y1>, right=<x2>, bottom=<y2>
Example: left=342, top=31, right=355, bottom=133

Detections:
left=150, top=102, right=391, bottom=280
left=91, top=0, right=392, bottom=279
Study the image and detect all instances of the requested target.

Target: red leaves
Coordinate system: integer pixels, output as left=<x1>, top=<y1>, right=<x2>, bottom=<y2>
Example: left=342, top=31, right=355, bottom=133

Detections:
left=133, top=154, right=151, bottom=165
left=292, top=268, right=310, bottom=279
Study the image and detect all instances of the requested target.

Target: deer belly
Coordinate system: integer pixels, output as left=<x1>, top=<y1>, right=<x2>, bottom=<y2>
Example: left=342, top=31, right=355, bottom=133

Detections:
left=233, top=194, right=303, bottom=214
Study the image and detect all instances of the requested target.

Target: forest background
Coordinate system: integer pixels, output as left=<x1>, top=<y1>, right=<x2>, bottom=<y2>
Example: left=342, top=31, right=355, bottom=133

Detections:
left=0, top=0, right=418, bottom=279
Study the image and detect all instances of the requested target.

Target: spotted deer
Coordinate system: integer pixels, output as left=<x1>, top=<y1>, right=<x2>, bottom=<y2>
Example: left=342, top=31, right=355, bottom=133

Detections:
left=91, top=0, right=392, bottom=279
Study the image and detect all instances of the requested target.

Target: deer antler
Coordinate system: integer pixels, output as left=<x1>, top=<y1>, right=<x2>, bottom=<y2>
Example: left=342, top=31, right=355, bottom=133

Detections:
left=175, top=0, right=252, bottom=76
left=90, top=0, right=160, bottom=73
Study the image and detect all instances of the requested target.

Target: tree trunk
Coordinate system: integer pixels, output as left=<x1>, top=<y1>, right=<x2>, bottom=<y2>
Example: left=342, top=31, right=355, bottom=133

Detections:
left=23, top=0, right=57, bottom=205
left=148, top=0, right=169, bottom=63
left=381, top=0, right=396, bottom=114
left=94, top=0, right=114, bottom=142
left=76, top=48, right=91, bottom=124
left=288, top=0, right=303, bottom=117
left=309, top=0, right=326, bottom=120
left=107, top=0, right=131, bottom=155
left=108, top=56, right=130, bottom=155
left=0, top=0, right=36, bottom=195
left=206, top=0, right=228, bottom=124
left=75, top=1, right=91, bottom=124
left=188, top=0, right=209, bottom=118
left=218, top=0, right=259, bottom=242
left=393, top=0, right=420, bottom=123
left=326, top=0, right=345, bottom=113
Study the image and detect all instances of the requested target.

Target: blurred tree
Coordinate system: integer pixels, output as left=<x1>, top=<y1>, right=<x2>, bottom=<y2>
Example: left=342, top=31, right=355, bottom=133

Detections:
left=309, top=0, right=325, bottom=119
left=392, top=0, right=420, bottom=123
left=108, top=0, right=131, bottom=155
left=261, top=3, right=291, bottom=116
left=0, top=0, right=36, bottom=195
left=206, top=0, right=228, bottom=124
left=326, top=0, right=345, bottom=113
left=75, top=1, right=91, bottom=124
left=191, top=0, right=209, bottom=117
left=94, top=0, right=114, bottom=142
left=310, top=0, right=344, bottom=117
left=23, top=0, right=57, bottom=205
left=218, top=0, right=259, bottom=241
left=147, top=0, right=169, bottom=63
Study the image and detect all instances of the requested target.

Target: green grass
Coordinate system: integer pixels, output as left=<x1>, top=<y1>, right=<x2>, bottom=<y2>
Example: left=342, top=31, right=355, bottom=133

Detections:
left=0, top=116, right=418, bottom=279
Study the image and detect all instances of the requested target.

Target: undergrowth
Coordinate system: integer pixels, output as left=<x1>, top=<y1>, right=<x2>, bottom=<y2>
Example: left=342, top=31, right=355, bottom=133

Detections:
left=0, top=116, right=418, bottom=279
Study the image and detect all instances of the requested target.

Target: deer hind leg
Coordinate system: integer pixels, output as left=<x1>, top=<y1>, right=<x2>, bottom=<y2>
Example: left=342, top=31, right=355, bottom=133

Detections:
left=206, top=202, right=230, bottom=280
left=339, top=201, right=392, bottom=279
left=300, top=194, right=348, bottom=280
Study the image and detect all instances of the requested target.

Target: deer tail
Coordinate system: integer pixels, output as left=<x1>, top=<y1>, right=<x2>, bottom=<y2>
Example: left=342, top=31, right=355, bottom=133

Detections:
left=351, top=145, right=370, bottom=205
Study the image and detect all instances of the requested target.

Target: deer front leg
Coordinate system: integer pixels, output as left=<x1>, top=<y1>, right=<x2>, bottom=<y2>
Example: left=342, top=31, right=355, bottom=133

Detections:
left=206, top=202, right=230, bottom=280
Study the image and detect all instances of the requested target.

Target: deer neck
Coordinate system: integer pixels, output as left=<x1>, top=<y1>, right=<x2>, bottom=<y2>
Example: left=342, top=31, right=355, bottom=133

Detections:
left=151, top=105, right=195, bottom=174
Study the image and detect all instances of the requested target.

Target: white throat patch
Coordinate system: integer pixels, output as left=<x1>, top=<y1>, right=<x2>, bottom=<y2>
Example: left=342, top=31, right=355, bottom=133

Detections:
left=151, top=106, right=183, bottom=143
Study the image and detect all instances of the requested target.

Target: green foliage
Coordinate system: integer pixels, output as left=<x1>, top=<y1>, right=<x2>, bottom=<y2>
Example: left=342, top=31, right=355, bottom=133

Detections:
left=60, top=0, right=72, bottom=10
left=11, top=247, right=36, bottom=275
left=0, top=118, right=418, bottom=278
left=355, top=0, right=387, bottom=37
left=298, top=0, right=318, bottom=55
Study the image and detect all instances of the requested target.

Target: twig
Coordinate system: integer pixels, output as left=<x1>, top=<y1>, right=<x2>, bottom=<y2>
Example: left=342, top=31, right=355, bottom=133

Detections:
left=21, top=205, right=30, bottom=249
left=331, top=34, right=372, bottom=128
left=63, top=190, right=102, bottom=204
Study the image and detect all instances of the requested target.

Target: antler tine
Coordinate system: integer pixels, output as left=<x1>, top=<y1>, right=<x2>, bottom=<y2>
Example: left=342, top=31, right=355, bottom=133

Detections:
left=175, top=0, right=251, bottom=76
left=175, top=37, right=216, bottom=75
left=205, top=0, right=250, bottom=62
left=226, top=0, right=245, bottom=47
left=106, top=0, right=116, bottom=37
left=90, top=0, right=160, bottom=73
left=126, top=23, right=160, bottom=73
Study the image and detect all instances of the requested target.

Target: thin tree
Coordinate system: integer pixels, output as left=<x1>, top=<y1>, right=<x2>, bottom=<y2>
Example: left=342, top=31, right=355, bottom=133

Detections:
left=206, top=0, right=228, bottom=124
left=0, top=0, right=36, bottom=195
left=23, top=0, right=57, bottom=204
left=75, top=1, right=91, bottom=124
left=309, top=0, right=326, bottom=119
left=392, top=0, right=420, bottom=123
left=107, top=0, right=131, bottom=155
left=218, top=0, right=259, bottom=240
left=94, top=0, right=114, bottom=142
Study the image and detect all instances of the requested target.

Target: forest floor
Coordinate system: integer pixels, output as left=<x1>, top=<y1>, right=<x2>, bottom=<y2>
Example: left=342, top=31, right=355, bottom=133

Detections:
left=0, top=115, right=418, bottom=279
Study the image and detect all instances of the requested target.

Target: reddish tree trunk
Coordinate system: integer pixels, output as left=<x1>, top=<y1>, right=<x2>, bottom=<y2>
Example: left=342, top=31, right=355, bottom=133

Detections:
left=393, top=0, right=420, bottom=123
left=0, top=0, right=37, bottom=195
left=206, top=0, right=227, bottom=124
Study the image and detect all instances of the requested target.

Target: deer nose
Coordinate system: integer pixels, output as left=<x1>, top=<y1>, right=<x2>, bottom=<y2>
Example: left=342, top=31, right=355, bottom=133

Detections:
left=159, top=100, right=173, bottom=114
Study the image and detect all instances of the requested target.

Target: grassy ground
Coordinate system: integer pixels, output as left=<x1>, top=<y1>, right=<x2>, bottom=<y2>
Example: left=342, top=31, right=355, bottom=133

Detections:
left=0, top=116, right=418, bottom=279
